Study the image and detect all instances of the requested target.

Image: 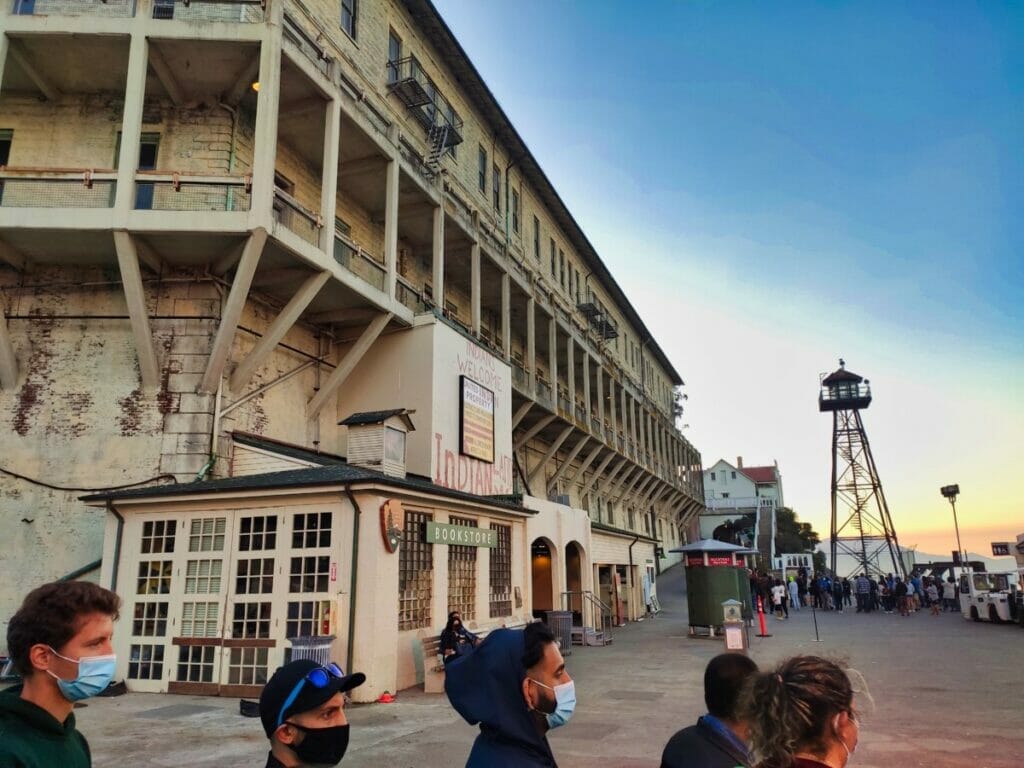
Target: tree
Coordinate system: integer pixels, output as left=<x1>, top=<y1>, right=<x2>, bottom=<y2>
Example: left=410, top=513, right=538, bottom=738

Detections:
left=774, top=507, right=821, bottom=554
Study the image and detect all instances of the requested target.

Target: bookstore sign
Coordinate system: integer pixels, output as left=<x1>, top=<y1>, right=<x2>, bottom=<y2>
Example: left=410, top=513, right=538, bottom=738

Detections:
left=425, top=521, right=497, bottom=548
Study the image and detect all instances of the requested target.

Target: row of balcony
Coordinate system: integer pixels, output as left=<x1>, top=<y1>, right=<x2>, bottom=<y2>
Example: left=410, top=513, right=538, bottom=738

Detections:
left=10, top=0, right=266, bottom=22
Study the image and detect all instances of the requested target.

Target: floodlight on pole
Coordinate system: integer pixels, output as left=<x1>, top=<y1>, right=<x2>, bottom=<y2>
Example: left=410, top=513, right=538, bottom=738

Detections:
left=940, top=484, right=966, bottom=581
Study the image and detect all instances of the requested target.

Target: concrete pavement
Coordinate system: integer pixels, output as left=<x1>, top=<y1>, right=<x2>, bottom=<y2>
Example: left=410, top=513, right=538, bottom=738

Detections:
left=65, top=564, right=1024, bottom=766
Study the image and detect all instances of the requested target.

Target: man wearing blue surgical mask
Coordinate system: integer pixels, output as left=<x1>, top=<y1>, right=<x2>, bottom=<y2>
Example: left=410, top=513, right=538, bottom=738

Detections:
left=1, top=581, right=121, bottom=768
left=445, top=622, right=573, bottom=766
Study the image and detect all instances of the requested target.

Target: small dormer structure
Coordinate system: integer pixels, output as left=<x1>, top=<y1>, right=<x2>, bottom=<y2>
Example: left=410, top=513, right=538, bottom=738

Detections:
left=339, top=409, right=416, bottom=478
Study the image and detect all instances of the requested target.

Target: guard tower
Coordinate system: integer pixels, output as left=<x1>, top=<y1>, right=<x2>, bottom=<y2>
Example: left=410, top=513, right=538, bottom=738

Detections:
left=819, top=360, right=905, bottom=579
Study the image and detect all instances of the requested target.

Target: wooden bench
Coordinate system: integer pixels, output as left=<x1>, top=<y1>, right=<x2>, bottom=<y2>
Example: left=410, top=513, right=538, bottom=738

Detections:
left=417, top=614, right=535, bottom=693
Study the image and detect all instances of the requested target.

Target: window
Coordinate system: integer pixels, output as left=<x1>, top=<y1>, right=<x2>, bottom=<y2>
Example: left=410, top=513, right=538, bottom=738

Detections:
left=387, top=30, right=402, bottom=83
left=492, top=164, right=501, bottom=211
left=489, top=523, right=512, bottom=618
left=236, top=558, right=274, bottom=594
left=478, top=146, right=487, bottom=193
left=286, top=600, right=332, bottom=637
left=14, top=1, right=36, bottom=14
left=141, top=519, right=176, bottom=554
left=0, top=129, right=10, bottom=205
left=628, top=509, right=636, bottom=531
left=559, top=250, right=565, bottom=288
left=128, top=644, right=164, bottom=680
left=112, top=132, right=160, bottom=211
left=238, top=515, right=277, bottom=551
left=399, top=511, right=433, bottom=630
left=722, top=492, right=730, bottom=499
left=550, top=239, right=557, bottom=277
left=511, top=188, right=520, bottom=234
left=293, top=512, right=332, bottom=548
left=180, top=602, right=219, bottom=638
left=710, top=472, right=716, bottom=481
left=228, top=647, right=269, bottom=686
left=177, top=645, right=215, bottom=683
left=567, top=265, right=573, bottom=298
left=384, top=427, right=406, bottom=465
left=189, top=517, right=225, bottom=552
left=185, top=559, right=222, bottom=594
left=447, top=516, right=477, bottom=621
left=533, top=216, right=541, bottom=260
left=575, top=269, right=581, bottom=305
left=233, top=602, right=272, bottom=639
left=132, top=602, right=168, bottom=636
left=290, top=556, right=330, bottom=593
left=137, top=561, right=172, bottom=595
left=731, top=471, right=737, bottom=480
left=340, top=0, right=356, bottom=38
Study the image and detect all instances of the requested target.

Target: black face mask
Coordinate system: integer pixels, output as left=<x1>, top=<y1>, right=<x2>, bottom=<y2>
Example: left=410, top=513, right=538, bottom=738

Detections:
left=286, top=722, right=350, bottom=765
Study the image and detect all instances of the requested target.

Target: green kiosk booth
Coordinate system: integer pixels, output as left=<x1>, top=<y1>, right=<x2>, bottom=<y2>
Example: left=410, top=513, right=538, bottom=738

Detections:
left=671, top=539, right=756, bottom=637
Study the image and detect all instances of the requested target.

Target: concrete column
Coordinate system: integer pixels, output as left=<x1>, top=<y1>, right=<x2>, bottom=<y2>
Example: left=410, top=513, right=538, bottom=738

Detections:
left=500, top=271, right=511, bottom=355
left=320, top=97, right=342, bottom=253
left=526, top=297, right=536, bottom=390
left=113, top=33, right=149, bottom=218
left=384, top=159, right=399, bottom=298
left=548, top=315, right=557, bottom=391
left=582, top=350, right=591, bottom=421
left=0, top=313, right=18, bottom=390
left=113, top=231, right=160, bottom=389
left=566, top=335, right=575, bottom=410
left=432, top=205, right=445, bottom=304
left=249, top=26, right=283, bottom=227
left=0, top=31, right=9, bottom=101
left=470, top=243, right=480, bottom=332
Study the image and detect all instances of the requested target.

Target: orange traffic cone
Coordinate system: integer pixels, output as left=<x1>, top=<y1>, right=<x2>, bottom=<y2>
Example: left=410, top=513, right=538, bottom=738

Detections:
left=377, top=691, right=396, bottom=703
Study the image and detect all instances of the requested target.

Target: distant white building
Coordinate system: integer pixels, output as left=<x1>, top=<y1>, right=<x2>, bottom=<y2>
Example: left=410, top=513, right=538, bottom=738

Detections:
left=701, top=457, right=784, bottom=559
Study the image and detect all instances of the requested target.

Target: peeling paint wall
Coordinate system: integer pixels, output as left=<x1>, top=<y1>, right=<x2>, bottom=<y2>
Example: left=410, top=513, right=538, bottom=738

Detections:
left=0, top=265, right=336, bottom=647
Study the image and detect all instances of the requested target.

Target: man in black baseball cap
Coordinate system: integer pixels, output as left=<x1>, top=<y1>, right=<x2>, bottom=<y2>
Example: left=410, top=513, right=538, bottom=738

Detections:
left=259, top=659, right=366, bottom=767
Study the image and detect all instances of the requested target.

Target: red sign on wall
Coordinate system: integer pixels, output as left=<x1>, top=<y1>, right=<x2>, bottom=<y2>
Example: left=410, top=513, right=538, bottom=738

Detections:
left=708, top=555, right=734, bottom=567
left=686, top=555, right=705, bottom=567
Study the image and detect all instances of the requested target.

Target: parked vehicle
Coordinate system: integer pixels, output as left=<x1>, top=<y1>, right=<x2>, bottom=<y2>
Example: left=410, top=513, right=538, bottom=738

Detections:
left=960, top=571, right=1023, bottom=623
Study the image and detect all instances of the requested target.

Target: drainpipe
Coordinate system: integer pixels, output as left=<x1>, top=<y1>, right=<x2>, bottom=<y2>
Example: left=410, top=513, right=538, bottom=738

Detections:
left=195, top=376, right=223, bottom=482
left=343, top=488, right=362, bottom=675
left=649, top=510, right=661, bottom=576
left=628, top=534, right=640, bottom=620
left=108, top=501, right=125, bottom=593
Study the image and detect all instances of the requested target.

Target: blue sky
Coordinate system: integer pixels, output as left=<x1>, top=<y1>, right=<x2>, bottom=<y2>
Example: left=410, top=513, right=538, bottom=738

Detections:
left=433, top=1, right=1024, bottom=554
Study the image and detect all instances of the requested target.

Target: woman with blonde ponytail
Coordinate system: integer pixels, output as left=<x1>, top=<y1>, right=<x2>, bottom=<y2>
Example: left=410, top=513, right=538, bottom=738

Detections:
left=738, top=656, right=860, bottom=768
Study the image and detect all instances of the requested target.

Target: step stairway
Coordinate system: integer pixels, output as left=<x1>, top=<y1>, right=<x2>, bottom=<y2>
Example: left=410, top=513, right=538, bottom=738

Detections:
left=571, top=625, right=611, bottom=646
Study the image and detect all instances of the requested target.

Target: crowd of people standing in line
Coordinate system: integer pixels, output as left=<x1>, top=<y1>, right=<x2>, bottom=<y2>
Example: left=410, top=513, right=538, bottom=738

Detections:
left=751, top=568, right=960, bottom=619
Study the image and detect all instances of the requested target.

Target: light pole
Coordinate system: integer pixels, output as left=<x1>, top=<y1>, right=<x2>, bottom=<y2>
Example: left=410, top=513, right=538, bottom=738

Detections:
left=940, top=484, right=965, bottom=581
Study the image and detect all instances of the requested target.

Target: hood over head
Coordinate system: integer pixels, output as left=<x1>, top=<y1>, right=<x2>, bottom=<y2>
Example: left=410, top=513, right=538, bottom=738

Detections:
left=444, top=628, right=552, bottom=758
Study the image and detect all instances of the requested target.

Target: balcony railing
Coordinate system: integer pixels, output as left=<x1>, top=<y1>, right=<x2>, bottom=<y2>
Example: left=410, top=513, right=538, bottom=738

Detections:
left=13, top=0, right=136, bottom=17
left=135, top=172, right=251, bottom=212
left=333, top=232, right=385, bottom=292
left=395, top=277, right=427, bottom=313
left=283, top=12, right=332, bottom=75
left=536, top=379, right=552, bottom=405
left=386, top=57, right=464, bottom=148
left=511, top=363, right=528, bottom=390
left=273, top=187, right=320, bottom=246
left=0, top=168, right=116, bottom=208
left=152, top=0, right=265, bottom=22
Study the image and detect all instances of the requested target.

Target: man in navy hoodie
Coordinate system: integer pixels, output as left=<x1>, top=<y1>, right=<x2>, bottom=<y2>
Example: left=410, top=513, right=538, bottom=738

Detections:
left=445, top=622, right=573, bottom=767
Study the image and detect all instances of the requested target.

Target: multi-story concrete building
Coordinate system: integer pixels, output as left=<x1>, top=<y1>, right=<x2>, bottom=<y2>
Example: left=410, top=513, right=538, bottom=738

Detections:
left=0, top=0, right=703, bottom=699
left=702, top=457, right=782, bottom=560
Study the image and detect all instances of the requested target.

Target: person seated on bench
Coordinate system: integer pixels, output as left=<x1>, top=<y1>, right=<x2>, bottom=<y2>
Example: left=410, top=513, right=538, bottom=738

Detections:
left=440, top=611, right=480, bottom=665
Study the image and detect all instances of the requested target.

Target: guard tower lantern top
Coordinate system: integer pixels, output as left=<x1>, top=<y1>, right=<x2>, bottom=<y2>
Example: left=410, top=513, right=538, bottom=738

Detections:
left=819, top=358, right=872, bottom=412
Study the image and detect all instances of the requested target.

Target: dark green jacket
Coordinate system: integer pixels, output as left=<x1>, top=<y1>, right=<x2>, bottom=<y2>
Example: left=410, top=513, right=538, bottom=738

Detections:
left=0, top=685, right=91, bottom=768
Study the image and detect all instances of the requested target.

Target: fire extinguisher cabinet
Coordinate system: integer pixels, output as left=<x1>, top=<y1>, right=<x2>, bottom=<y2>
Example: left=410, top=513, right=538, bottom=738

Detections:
left=670, top=540, right=756, bottom=637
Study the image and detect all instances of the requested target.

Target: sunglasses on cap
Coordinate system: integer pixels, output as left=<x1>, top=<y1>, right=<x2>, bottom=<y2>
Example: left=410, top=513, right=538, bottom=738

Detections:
left=276, top=662, right=346, bottom=728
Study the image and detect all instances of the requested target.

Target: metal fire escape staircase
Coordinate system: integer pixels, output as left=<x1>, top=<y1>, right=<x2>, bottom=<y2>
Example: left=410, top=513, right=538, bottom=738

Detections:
left=386, top=57, right=464, bottom=180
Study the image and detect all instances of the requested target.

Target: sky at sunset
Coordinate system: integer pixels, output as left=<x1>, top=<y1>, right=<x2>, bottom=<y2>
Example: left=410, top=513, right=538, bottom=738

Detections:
left=432, top=1, right=1024, bottom=560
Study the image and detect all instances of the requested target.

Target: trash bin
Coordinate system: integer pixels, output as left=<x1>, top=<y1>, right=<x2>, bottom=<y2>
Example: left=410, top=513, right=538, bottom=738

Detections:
left=288, top=635, right=336, bottom=666
left=544, top=611, right=573, bottom=656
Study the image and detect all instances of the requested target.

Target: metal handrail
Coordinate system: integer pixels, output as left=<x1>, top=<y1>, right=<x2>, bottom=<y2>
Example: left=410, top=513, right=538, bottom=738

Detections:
left=560, top=590, right=614, bottom=645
